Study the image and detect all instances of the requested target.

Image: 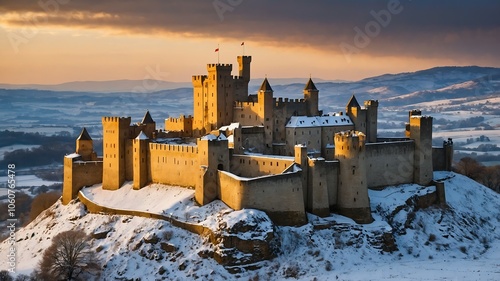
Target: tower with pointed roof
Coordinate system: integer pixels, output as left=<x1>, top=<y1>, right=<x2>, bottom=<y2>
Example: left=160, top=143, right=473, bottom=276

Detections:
left=76, top=127, right=97, bottom=161
left=303, top=78, right=319, bottom=116
left=258, top=78, right=274, bottom=153
left=140, top=110, right=156, bottom=138
left=346, top=95, right=367, bottom=135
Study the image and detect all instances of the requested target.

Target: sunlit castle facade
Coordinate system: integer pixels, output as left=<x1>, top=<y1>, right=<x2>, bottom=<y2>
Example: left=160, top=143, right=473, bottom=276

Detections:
left=63, top=55, right=453, bottom=226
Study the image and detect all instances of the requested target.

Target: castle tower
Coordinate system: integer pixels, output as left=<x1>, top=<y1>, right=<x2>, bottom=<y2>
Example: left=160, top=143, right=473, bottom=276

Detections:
left=294, top=144, right=308, bottom=207
left=334, top=131, right=372, bottom=224
left=76, top=127, right=96, bottom=161
left=102, top=116, right=132, bottom=190
left=140, top=111, right=156, bottom=138
left=192, top=75, right=208, bottom=137
left=234, top=56, right=252, bottom=101
left=364, top=100, right=378, bottom=143
left=258, top=78, right=274, bottom=154
left=206, top=63, right=234, bottom=130
left=133, top=131, right=149, bottom=190
left=237, top=56, right=251, bottom=83
left=346, top=95, right=367, bottom=135
left=196, top=135, right=230, bottom=205
left=303, top=78, right=319, bottom=116
left=409, top=114, right=433, bottom=185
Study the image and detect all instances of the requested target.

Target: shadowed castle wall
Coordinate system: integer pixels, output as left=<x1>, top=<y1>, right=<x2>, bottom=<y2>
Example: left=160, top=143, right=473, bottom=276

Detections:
left=218, top=170, right=306, bottom=226
left=365, top=141, right=415, bottom=189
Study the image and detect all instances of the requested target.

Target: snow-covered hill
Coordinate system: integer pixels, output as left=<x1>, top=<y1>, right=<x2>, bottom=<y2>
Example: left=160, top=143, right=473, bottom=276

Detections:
left=2, top=172, right=500, bottom=280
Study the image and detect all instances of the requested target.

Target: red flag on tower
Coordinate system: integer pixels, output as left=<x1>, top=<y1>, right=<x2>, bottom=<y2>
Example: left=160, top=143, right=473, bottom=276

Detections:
left=241, top=42, right=244, bottom=46
left=214, top=48, right=219, bottom=52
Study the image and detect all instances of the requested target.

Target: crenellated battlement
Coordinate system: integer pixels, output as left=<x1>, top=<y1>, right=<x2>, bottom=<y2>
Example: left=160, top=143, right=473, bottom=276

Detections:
left=335, top=130, right=366, bottom=152
left=167, top=115, right=193, bottom=122
left=102, top=116, right=132, bottom=124
left=207, top=63, right=232, bottom=71
left=274, top=97, right=306, bottom=107
left=364, top=100, right=379, bottom=107
left=192, top=75, right=207, bottom=87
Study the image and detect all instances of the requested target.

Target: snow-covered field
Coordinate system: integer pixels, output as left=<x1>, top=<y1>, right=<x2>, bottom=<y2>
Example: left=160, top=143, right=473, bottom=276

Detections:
left=0, top=145, right=40, bottom=161
left=1, top=172, right=499, bottom=280
left=0, top=175, right=61, bottom=200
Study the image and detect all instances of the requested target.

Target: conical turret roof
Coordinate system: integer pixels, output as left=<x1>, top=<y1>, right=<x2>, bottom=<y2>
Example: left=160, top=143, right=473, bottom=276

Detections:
left=347, top=95, right=360, bottom=108
left=141, top=111, right=155, bottom=124
left=304, top=78, right=318, bottom=91
left=77, top=127, right=92, bottom=141
left=259, top=78, right=273, bottom=92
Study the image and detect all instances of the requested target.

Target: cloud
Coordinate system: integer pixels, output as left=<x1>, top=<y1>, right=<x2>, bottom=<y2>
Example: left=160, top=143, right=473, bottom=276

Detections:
left=1, top=0, right=499, bottom=63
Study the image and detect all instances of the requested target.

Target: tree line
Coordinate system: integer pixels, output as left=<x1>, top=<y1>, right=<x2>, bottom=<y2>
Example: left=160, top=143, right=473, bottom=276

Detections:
left=454, top=157, right=500, bottom=193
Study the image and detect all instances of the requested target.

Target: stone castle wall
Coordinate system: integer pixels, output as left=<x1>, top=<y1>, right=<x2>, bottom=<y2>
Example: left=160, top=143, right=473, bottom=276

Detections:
left=218, top=170, right=306, bottom=225
left=149, top=143, right=199, bottom=187
left=229, top=154, right=295, bottom=178
left=62, top=157, right=103, bottom=204
left=365, top=141, right=415, bottom=189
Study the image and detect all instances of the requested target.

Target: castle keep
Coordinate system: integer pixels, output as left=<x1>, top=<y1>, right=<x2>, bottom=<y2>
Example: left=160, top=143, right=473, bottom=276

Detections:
left=63, top=56, right=453, bottom=226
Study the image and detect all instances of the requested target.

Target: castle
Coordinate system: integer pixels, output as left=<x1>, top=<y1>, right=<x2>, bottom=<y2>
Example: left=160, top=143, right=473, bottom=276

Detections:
left=63, top=56, right=453, bottom=226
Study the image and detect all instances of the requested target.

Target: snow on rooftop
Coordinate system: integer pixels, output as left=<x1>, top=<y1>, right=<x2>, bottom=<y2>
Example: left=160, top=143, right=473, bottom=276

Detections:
left=65, top=153, right=81, bottom=159
left=135, top=131, right=149, bottom=140
left=286, top=115, right=352, bottom=128
left=219, top=122, right=240, bottom=131
left=200, top=133, right=228, bottom=141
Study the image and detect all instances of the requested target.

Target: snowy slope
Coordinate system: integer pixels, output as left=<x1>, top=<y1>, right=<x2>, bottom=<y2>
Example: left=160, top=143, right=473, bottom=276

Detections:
left=1, top=172, right=500, bottom=280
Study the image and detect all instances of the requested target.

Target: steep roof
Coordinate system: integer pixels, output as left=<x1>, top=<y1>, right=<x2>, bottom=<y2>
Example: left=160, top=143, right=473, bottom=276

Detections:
left=141, top=111, right=155, bottom=124
left=346, top=95, right=360, bottom=108
left=259, top=78, right=273, bottom=92
left=77, top=127, right=92, bottom=141
left=304, top=78, right=318, bottom=91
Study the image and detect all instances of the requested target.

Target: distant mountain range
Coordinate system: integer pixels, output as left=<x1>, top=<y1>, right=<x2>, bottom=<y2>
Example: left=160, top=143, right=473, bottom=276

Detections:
left=0, top=66, right=499, bottom=131
left=0, top=78, right=345, bottom=93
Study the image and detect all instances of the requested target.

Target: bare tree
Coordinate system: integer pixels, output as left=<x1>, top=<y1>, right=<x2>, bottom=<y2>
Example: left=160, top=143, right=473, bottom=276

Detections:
left=454, top=157, right=484, bottom=180
left=37, top=230, right=100, bottom=281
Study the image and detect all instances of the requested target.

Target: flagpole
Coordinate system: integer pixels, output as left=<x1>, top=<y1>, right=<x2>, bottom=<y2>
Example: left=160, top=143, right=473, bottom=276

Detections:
left=217, top=44, right=220, bottom=64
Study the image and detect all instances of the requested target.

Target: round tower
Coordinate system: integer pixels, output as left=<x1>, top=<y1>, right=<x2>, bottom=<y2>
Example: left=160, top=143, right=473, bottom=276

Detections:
left=334, top=130, right=372, bottom=224
left=133, top=131, right=149, bottom=190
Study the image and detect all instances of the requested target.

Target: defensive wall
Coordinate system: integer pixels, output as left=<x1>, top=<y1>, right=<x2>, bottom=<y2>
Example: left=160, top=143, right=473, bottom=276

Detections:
left=229, top=154, right=295, bottom=178
left=149, top=143, right=199, bottom=187
left=62, top=157, right=103, bottom=205
left=432, top=139, right=454, bottom=172
left=218, top=170, right=306, bottom=225
left=365, top=140, right=415, bottom=189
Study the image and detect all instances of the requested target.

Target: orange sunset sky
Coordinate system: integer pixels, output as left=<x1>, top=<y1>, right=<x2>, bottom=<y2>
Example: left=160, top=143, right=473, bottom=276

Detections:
left=0, top=0, right=499, bottom=85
